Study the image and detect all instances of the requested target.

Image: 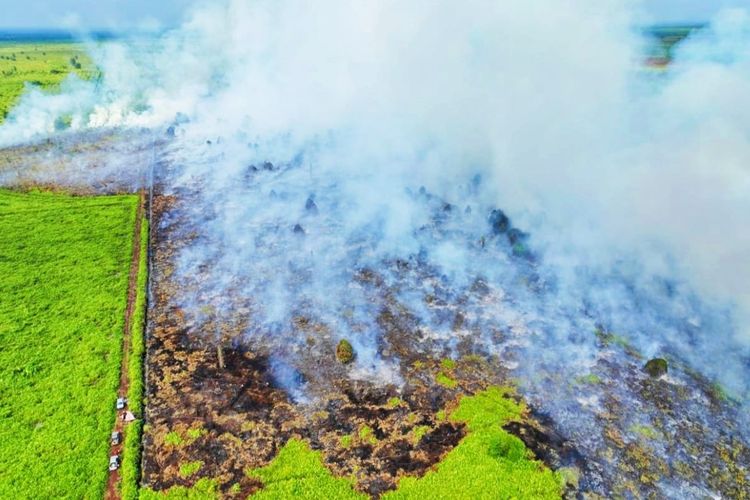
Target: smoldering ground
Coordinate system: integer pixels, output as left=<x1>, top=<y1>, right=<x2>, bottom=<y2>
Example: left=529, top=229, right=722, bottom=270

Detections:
left=1, top=0, right=750, bottom=497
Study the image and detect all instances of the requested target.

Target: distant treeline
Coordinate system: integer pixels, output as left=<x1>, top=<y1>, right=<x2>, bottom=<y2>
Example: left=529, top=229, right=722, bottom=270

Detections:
left=0, top=30, right=119, bottom=44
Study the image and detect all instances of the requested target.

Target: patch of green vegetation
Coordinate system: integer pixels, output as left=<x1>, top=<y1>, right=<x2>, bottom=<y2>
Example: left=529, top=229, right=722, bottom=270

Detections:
left=0, top=43, right=97, bottom=122
left=358, top=425, right=378, bottom=445
left=186, top=426, right=208, bottom=441
left=643, top=358, right=668, bottom=378
left=594, top=328, right=630, bottom=349
left=410, top=425, right=430, bottom=444
left=412, top=360, right=425, bottom=370
left=163, top=425, right=211, bottom=450
left=387, top=397, right=403, bottom=408
left=460, top=354, right=486, bottom=365
left=229, top=483, right=242, bottom=495
left=340, top=434, right=353, bottom=449
left=440, top=358, right=456, bottom=370
left=246, top=438, right=367, bottom=499
left=630, top=424, right=660, bottom=441
left=139, top=478, right=221, bottom=500
left=179, top=461, right=204, bottom=478
left=383, top=387, right=562, bottom=499
left=436, top=372, right=458, bottom=389
left=435, top=410, right=447, bottom=422
left=336, top=339, right=355, bottom=364
left=165, top=431, right=184, bottom=447
left=708, top=382, right=742, bottom=404
left=122, top=214, right=148, bottom=500
left=54, top=113, right=73, bottom=131
left=574, top=373, right=602, bottom=385
left=0, top=189, right=138, bottom=498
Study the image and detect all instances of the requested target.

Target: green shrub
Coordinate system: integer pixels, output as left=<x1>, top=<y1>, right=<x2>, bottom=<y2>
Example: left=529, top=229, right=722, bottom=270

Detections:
left=387, top=397, right=403, bottom=408
left=358, top=425, right=378, bottom=445
left=186, top=427, right=207, bottom=441
left=436, top=372, right=458, bottom=389
left=340, top=434, right=353, bottom=449
left=410, top=426, right=430, bottom=444
left=179, top=461, right=204, bottom=478
left=336, top=339, right=355, bottom=364
left=440, top=358, right=456, bottom=370
left=164, top=431, right=183, bottom=447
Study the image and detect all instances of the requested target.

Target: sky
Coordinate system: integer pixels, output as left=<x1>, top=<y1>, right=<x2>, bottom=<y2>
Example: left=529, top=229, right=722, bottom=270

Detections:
left=0, top=0, right=747, bottom=30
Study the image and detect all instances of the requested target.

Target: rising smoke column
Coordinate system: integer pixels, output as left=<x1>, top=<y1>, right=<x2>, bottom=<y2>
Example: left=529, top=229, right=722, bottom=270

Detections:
left=1, top=0, right=750, bottom=426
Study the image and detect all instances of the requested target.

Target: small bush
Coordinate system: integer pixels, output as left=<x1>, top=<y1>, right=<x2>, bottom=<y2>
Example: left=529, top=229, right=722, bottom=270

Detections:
left=340, top=434, right=353, bottom=449
left=336, top=339, right=355, bottom=364
left=410, top=425, right=430, bottom=444
left=164, top=431, right=183, bottom=447
left=179, top=461, right=203, bottom=478
left=387, top=397, right=403, bottom=408
left=440, top=358, right=456, bottom=370
left=358, top=425, right=377, bottom=445
left=436, top=372, right=458, bottom=389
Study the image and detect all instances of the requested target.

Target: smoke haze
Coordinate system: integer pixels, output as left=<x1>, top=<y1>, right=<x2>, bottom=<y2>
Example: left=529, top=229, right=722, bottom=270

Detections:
left=1, top=1, right=750, bottom=493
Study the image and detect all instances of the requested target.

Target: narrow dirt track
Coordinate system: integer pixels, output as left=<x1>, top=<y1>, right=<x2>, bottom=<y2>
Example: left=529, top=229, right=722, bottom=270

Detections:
left=105, top=190, right=146, bottom=500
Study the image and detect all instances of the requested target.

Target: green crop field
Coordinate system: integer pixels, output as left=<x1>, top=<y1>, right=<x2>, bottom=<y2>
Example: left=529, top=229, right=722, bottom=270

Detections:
left=0, top=42, right=96, bottom=121
left=0, top=189, right=138, bottom=498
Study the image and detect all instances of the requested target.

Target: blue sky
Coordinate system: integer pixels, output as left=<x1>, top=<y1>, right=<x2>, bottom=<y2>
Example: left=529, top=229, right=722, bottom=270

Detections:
left=0, top=0, right=746, bottom=30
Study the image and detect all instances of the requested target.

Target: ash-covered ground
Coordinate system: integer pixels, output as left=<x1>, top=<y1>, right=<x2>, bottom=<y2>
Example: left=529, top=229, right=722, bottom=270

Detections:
left=130, top=134, right=748, bottom=499
left=0, top=129, right=155, bottom=193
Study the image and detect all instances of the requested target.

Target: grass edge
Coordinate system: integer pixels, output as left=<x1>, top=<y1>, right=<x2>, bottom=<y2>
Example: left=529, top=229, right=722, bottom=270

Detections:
left=121, top=204, right=149, bottom=500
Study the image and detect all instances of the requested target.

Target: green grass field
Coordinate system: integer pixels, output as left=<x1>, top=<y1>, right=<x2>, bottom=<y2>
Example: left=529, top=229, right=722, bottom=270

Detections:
left=0, top=189, right=138, bottom=498
left=0, top=42, right=96, bottom=121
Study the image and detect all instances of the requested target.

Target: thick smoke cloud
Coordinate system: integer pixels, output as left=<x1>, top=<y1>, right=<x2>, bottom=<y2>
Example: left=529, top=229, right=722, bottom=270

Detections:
left=1, top=0, right=749, bottom=402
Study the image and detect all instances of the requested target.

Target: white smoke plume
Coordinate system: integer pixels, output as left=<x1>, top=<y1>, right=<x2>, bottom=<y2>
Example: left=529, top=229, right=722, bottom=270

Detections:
left=2, top=0, right=750, bottom=425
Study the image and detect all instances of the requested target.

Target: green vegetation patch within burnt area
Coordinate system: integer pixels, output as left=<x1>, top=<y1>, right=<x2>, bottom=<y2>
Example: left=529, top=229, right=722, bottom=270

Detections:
left=0, top=189, right=138, bottom=498
left=143, top=387, right=562, bottom=499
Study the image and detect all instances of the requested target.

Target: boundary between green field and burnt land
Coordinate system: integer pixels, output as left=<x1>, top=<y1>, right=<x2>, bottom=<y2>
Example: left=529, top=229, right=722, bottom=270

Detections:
left=105, top=191, right=149, bottom=500
left=122, top=197, right=149, bottom=499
